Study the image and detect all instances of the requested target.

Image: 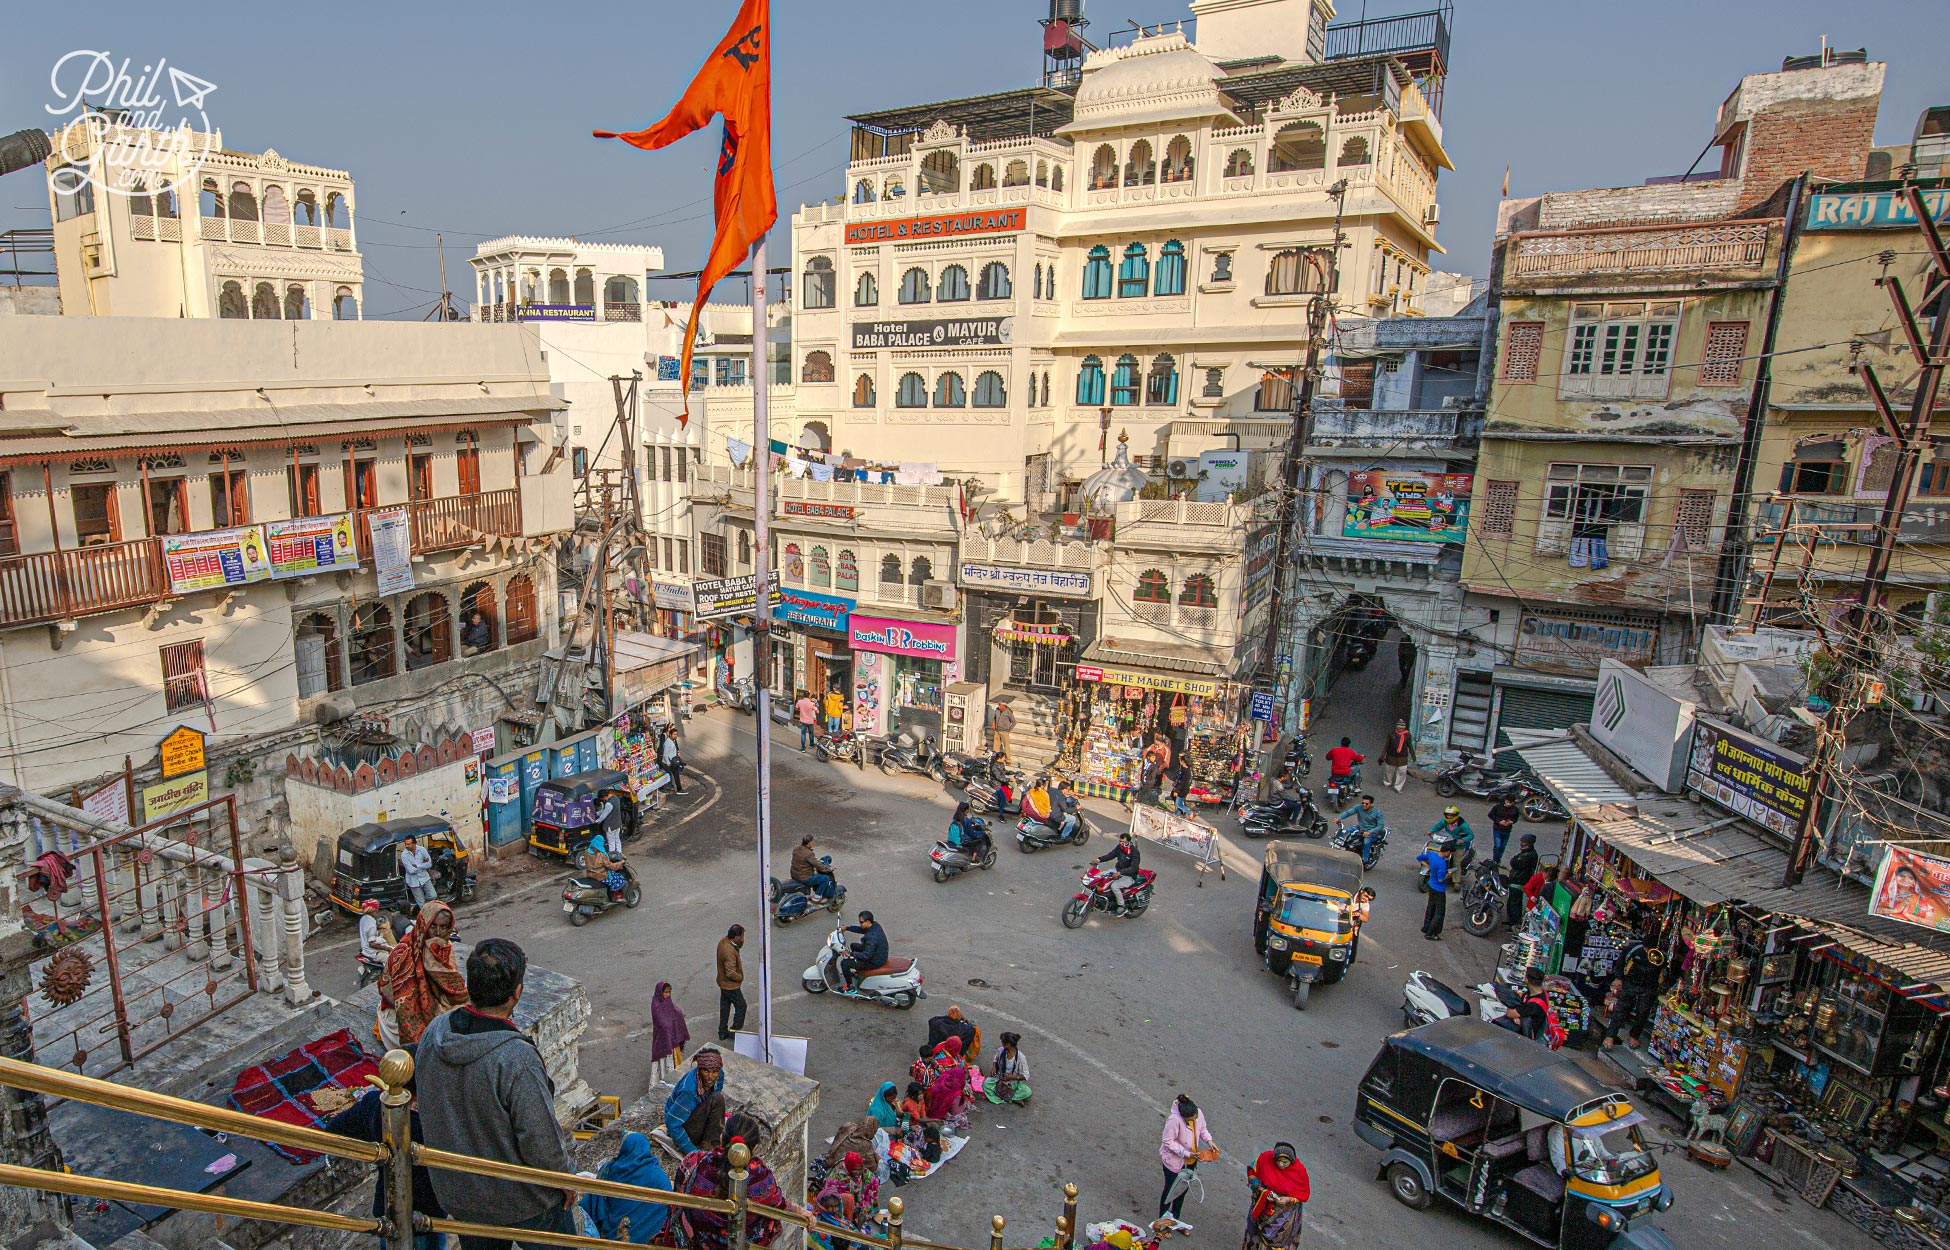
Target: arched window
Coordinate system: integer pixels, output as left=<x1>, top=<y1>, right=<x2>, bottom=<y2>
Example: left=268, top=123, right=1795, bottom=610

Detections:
left=229, top=181, right=259, bottom=222
left=295, top=188, right=317, bottom=224
left=1180, top=572, right=1217, bottom=608
left=854, top=179, right=876, bottom=204
left=853, top=373, right=876, bottom=408
left=505, top=573, right=539, bottom=644
left=1041, top=372, right=1052, bottom=406
left=350, top=603, right=396, bottom=685
left=899, top=267, right=931, bottom=304
left=971, top=163, right=996, bottom=191
left=1118, top=243, right=1150, bottom=298
left=798, top=421, right=831, bottom=452
left=973, top=371, right=1006, bottom=407
left=605, top=275, right=639, bottom=305
left=1003, top=160, right=1029, bottom=187
left=295, top=612, right=342, bottom=697
left=909, top=555, right=934, bottom=585
left=1111, top=354, right=1141, bottom=406
left=1267, top=249, right=1325, bottom=296
left=1162, top=135, right=1194, bottom=183
left=252, top=281, right=279, bottom=319
left=284, top=283, right=309, bottom=320
left=325, top=191, right=347, bottom=227
left=461, top=581, right=499, bottom=655
left=1203, top=367, right=1225, bottom=398
left=802, top=350, right=835, bottom=383
left=896, top=372, right=928, bottom=407
left=548, top=268, right=570, bottom=303
left=200, top=177, right=225, bottom=220
left=1135, top=569, right=1171, bottom=603
left=261, top=185, right=290, bottom=225
left=934, top=372, right=967, bottom=408
left=880, top=553, right=903, bottom=584
left=1146, top=353, right=1179, bottom=406
left=1339, top=136, right=1371, bottom=167
left=884, top=175, right=906, bottom=199
left=403, top=593, right=453, bottom=670
left=1154, top=240, right=1187, bottom=296
left=808, top=546, right=832, bottom=587
left=977, top=261, right=1011, bottom=300
left=919, top=149, right=960, bottom=194
left=1076, top=356, right=1106, bottom=406
left=1053, top=166, right=1065, bottom=192
left=1125, top=139, right=1156, bottom=186
left=573, top=268, right=595, bottom=305
left=1255, top=371, right=1295, bottom=412
left=1270, top=122, right=1326, bottom=172
left=836, top=549, right=859, bottom=592
left=738, top=529, right=752, bottom=566
left=1225, top=148, right=1255, bottom=177
left=219, top=280, right=247, bottom=319
left=802, top=256, right=835, bottom=309
left=1090, top=144, right=1117, bottom=190
left=1080, top=245, right=1112, bottom=300
left=1033, top=262, right=1044, bottom=299
left=938, top=264, right=970, bottom=302
left=854, top=271, right=878, bottom=307
left=332, top=286, right=357, bottom=320
left=1035, top=160, right=1049, bottom=188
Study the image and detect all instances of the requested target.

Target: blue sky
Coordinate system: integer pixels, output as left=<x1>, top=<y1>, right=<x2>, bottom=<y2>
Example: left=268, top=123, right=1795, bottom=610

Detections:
left=4, top=0, right=1945, bottom=315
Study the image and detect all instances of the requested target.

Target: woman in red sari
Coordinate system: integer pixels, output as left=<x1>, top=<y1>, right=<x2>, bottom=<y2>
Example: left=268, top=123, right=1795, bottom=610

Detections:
left=377, top=900, right=467, bottom=1048
left=1242, top=1142, right=1309, bottom=1250
left=924, top=1036, right=971, bottom=1133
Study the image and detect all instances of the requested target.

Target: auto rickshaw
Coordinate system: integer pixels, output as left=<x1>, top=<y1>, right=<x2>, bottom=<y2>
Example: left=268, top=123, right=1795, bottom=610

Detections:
left=528, top=768, right=641, bottom=859
left=1252, top=840, right=1364, bottom=1010
left=327, top=815, right=476, bottom=916
left=1353, top=1017, right=1675, bottom=1250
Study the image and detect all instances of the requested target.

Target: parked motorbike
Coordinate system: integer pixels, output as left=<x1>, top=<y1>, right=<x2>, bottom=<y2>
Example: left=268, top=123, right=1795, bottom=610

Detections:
left=1016, top=809, right=1091, bottom=852
left=722, top=677, right=755, bottom=714
left=1460, top=859, right=1512, bottom=937
left=769, top=856, right=847, bottom=925
left=873, top=733, right=945, bottom=781
left=802, top=926, right=925, bottom=1008
left=1284, top=733, right=1313, bottom=778
left=1433, top=752, right=1537, bottom=802
left=940, top=750, right=991, bottom=787
left=1060, top=864, right=1157, bottom=928
left=815, top=731, right=863, bottom=765
left=1343, top=637, right=1377, bottom=670
left=964, top=772, right=1024, bottom=817
left=930, top=823, right=998, bottom=883
left=1401, top=969, right=1506, bottom=1029
left=1239, top=788, right=1329, bottom=839
left=1416, top=827, right=1477, bottom=893
left=1519, top=784, right=1569, bottom=823
left=562, top=861, right=643, bottom=927
left=1330, top=821, right=1388, bottom=869
left=1322, top=770, right=1362, bottom=808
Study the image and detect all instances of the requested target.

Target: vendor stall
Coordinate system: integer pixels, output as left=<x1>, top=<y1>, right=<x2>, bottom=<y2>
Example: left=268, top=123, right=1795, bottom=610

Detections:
left=1066, top=646, right=1249, bottom=803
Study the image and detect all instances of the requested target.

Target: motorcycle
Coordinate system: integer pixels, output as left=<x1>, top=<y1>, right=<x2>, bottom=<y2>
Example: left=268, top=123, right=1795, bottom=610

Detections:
left=562, top=861, right=643, bottom=927
left=1433, top=752, right=1536, bottom=803
left=801, top=926, right=926, bottom=1008
left=1016, top=809, right=1091, bottom=852
left=769, top=856, right=847, bottom=925
left=940, top=750, right=992, bottom=787
left=1402, top=969, right=1507, bottom=1029
left=930, top=823, right=998, bottom=883
left=1322, top=770, right=1362, bottom=808
left=873, top=733, right=945, bottom=782
left=1343, top=636, right=1377, bottom=670
left=1330, top=821, right=1388, bottom=869
left=1460, top=859, right=1512, bottom=937
left=1519, top=783, right=1568, bottom=823
left=1416, top=827, right=1476, bottom=893
left=1284, top=734, right=1313, bottom=778
left=1239, top=788, right=1329, bottom=839
left=1060, top=864, right=1157, bottom=928
left=815, top=731, right=863, bottom=765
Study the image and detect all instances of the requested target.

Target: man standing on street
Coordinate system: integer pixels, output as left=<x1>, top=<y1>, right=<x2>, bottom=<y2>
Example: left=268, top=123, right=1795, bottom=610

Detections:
left=417, top=938, right=578, bottom=1250
left=1417, top=847, right=1449, bottom=941
left=794, top=690, right=818, bottom=751
left=716, top=925, right=747, bottom=1040
left=400, top=834, right=436, bottom=907
left=990, top=698, right=1016, bottom=759
left=660, top=724, right=686, bottom=795
left=1380, top=720, right=1412, bottom=794
left=1486, top=792, right=1524, bottom=864
left=824, top=687, right=845, bottom=736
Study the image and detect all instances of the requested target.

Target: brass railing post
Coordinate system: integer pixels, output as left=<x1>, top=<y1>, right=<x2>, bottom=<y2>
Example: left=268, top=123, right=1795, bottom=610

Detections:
left=887, top=1194, right=904, bottom=1250
left=377, top=1048, right=416, bottom=1248
left=990, top=1214, right=1006, bottom=1250
left=728, top=1141, right=752, bottom=1250
left=1060, top=1181, right=1079, bottom=1250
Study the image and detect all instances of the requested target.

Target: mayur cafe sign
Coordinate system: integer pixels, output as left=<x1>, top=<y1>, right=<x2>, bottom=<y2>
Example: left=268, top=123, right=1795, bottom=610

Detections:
left=853, top=318, right=1013, bottom=349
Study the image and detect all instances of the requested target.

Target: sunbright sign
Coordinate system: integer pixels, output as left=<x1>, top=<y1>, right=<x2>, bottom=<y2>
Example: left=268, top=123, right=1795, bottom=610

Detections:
left=845, top=209, right=1026, bottom=245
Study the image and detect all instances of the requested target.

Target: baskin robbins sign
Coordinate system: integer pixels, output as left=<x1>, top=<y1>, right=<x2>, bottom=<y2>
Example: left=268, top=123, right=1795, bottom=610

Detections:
left=849, top=614, right=956, bottom=659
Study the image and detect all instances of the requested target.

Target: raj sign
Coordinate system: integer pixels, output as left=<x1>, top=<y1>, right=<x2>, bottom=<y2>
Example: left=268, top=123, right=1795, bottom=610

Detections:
left=851, top=318, right=1013, bottom=349
left=1685, top=717, right=1814, bottom=838
left=1806, top=188, right=1950, bottom=231
left=845, top=208, right=1026, bottom=246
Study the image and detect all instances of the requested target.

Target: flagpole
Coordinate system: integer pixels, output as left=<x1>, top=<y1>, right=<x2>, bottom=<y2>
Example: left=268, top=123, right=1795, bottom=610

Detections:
left=749, top=230, right=776, bottom=1065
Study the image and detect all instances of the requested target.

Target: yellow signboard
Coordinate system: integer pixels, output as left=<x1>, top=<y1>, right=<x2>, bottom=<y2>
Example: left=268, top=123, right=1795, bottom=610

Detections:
left=142, top=770, right=208, bottom=823
left=159, top=726, right=207, bottom=779
left=1078, top=664, right=1219, bottom=698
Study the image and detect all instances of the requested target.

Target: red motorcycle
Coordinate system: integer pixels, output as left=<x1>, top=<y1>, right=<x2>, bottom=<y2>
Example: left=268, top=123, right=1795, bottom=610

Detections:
left=1061, top=865, right=1157, bottom=929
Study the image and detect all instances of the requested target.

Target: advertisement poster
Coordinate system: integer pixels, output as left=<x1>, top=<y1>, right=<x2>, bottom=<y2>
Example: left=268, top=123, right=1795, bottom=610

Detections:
left=1342, top=470, right=1473, bottom=541
left=367, top=507, right=416, bottom=595
left=161, top=526, right=272, bottom=593
left=1685, top=717, right=1813, bottom=838
left=1871, top=846, right=1950, bottom=933
left=849, top=614, right=956, bottom=658
left=266, top=514, right=359, bottom=578
left=694, top=573, right=780, bottom=621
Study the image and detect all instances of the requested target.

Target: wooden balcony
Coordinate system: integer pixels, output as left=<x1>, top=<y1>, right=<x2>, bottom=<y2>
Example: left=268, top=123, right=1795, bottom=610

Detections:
left=0, top=539, right=167, bottom=628
left=408, top=489, right=520, bottom=553
left=1508, top=221, right=1775, bottom=280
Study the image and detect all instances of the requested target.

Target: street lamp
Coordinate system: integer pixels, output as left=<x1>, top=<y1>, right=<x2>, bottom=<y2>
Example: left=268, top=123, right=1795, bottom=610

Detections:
left=1099, top=406, right=1113, bottom=464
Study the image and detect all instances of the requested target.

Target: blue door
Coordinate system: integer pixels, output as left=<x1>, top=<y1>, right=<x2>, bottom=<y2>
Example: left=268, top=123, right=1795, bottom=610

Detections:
left=484, top=760, right=523, bottom=847
left=518, top=750, right=548, bottom=831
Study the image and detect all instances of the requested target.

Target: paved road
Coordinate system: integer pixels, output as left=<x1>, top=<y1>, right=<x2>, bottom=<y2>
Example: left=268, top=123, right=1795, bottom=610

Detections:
left=313, top=654, right=1872, bottom=1250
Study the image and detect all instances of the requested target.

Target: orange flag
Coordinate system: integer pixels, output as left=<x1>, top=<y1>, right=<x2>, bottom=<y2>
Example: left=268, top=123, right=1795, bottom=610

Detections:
left=595, top=0, right=775, bottom=425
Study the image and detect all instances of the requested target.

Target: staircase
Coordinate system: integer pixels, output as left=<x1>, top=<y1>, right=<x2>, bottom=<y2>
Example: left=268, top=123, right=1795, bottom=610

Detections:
left=998, top=691, right=1063, bottom=773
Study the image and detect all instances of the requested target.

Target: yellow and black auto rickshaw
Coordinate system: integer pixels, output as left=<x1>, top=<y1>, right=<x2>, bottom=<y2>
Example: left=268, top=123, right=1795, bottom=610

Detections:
left=528, top=768, right=641, bottom=859
left=327, top=816, right=475, bottom=916
left=1354, top=1017, right=1675, bottom=1250
left=1253, top=840, right=1365, bottom=1010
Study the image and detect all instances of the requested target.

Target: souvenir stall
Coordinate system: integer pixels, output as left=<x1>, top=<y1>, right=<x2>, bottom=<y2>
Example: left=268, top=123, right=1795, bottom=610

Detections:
left=603, top=707, right=673, bottom=805
left=1065, top=663, right=1249, bottom=803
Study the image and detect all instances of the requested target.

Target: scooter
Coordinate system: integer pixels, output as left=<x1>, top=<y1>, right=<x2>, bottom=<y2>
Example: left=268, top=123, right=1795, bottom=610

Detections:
left=964, top=772, right=1024, bottom=817
left=1322, top=770, right=1362, bottom=808
left=1343, top=636, right=1376, bottom=670
left=769, top=856, right=847, bottom=925
left=874, top=733, right=945, bottom=782
left=355, top=951, right=386, bottom=990
left=562, top=861, right=643, bottom=927
left=802, top=926, right=925, bottom=1008
left=1433, top=752, right=1534, bottom=802
left=1460, top=859, right=1512, bottom=937
left=940, top=750, right=991, bottom=787
left=1016, top=810, right=1090, bottom=852
left=1330, top=820, right=1387, bottom=869
left=1239, top=788, right=1329, bottom=839
left=1284, top=734, right=1312, bottom=778
left=722, top=677, right=755, bottom=714
left=1416, top=828, right=1476, bottom=893
left=929, top=823, right=998, bottom=883
left=1401, top=969, right=1506, bottom=1029
left=1060, top=865, right=1157, bottom=928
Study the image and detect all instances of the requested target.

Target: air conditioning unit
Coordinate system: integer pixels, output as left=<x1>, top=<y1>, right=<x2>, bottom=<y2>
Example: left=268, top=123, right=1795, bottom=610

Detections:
left=1424, top=203, right=1440, bottom=225
left=1167, top=458, right=1198, bottom=480
left=920, top=580, right=958, bottom=610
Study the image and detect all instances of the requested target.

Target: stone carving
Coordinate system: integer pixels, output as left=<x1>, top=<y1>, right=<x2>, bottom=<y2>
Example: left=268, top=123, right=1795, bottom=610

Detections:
left=922, top=119, right=959, bottom=145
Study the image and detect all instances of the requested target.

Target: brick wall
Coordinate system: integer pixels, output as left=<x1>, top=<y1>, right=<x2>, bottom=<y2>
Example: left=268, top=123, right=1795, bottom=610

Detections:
left=1737, top=95, right=1881, bottom=207
left=1536, top=182, right=1741, bottom=230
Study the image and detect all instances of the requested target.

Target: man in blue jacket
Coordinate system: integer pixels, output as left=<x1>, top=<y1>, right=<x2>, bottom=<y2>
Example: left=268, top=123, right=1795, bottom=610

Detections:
left=1417, top=847, right=1449, bottom=941
left=842, top=911, right=888, bottom=991
left=661, top=1049, right=725, bottom=1155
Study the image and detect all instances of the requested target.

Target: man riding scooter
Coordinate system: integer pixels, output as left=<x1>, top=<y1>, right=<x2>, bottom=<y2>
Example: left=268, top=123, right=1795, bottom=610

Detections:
left=790, top=835, right=837, bottom=902
left=1337, top=794, right=1388, bottom=863
left=585, top=826, right=630, bottom=899
left=1324, top=737, right=1364, bottom=803
left=1431, top=806, right=1475, bottom=866
left=841, top=910, right=889, bottom=991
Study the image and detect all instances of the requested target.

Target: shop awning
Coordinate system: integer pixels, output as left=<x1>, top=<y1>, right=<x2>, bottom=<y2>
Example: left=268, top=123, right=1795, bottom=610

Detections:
left=1507, top=728, right=1638, bottom=819
left=1081, top=638, right=1227, bottom=676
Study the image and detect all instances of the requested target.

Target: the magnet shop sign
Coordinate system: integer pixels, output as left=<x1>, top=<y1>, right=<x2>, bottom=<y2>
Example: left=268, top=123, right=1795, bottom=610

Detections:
left=1684, top=717, right=1814, bottom=839
left=845, top=208, right=1026, bottom=246
left=851, top=318, right=1013, bottom=349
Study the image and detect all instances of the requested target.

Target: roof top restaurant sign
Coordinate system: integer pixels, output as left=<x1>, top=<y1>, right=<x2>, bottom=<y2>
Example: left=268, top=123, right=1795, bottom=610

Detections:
left=845, top=209, right=1026, bottom=246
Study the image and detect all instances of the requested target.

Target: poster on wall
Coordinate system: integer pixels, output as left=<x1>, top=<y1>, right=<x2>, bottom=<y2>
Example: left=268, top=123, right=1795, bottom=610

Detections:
left=1870, top=846, right=1950, bottom=933
left=852, top=651, right=885, bottom=738
left=161, top=526, right=272, bottom=593
left=80, top=777, right=130, bottom=826
left=1342, top=470, right=1473, bottom=542
left=1684, top=717, right=1813, bottom=838
left=266, top=514, right=359, bottom=578
left=367, top=507, right=416, bottom=595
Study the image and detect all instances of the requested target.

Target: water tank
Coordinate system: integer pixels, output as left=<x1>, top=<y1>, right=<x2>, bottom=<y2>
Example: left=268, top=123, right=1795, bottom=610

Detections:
left=1050, top=0, right=1082, bottom=21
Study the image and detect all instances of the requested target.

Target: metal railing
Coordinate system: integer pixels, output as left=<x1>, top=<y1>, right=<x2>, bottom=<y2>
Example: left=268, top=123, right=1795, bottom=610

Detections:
left=0, top=1051, right=1081, bottom=1250
left=1323, top=7, right=1450, bottom=67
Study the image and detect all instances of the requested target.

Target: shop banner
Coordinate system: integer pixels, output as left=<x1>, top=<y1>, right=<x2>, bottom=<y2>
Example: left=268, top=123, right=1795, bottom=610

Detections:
left=266, top=513, right=359, bottom=578
left=773, top=588, right=853, bottom=632
left=161, top=526, right=272, bottom=593
left=1807, top=188, right=1949, bottom=231
left=1871, top=846, right=1950, bottom=933
left=959, top=561, right=1093, bottom=599
left=367, top=507, right=415, bottom=595
left=1075, top=663, right=1218, bottom=698
left=694, top=573, right=781, bottom=620
left=850, top=317, right=1013, bottom=349
left=849, top=614, right=955, bottom=658
left=652, top=580, right=696, bottom=613
left=1516, top=611, right=1658, bottom=669
left=784, top=500, right=855, bottom=520
left=1685, top=716, right=1813, bottom=838
left=1342, top=470, right=1473, bottom=542
left=845, top=208, right=1026, bottom=246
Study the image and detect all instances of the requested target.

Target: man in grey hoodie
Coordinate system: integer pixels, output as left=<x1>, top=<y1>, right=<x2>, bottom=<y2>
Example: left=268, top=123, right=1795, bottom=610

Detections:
left=415, top=938, right=578, bottom=1250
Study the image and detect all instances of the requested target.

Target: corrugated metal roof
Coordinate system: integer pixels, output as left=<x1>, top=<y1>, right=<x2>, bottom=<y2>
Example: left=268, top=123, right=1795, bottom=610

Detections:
left=1507, top=729, right=1638, bottom=817
left=1082, top=637, right=1227, bottom=675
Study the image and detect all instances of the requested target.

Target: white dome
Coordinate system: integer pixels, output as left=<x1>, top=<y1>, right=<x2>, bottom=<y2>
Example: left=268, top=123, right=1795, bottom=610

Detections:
left=1056, top=31, right=1241, bottom=136
left=1080, top=435, right=1152, bottom=512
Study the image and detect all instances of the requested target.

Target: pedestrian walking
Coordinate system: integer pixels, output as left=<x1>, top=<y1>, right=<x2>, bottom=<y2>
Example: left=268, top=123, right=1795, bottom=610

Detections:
left=1418, top=848, right=1449, bottom=940
left=663, top=1049, right=727, bottom=1154
left=1380, top=720, right=1412, bottom=794
left=1397, top=637, right=1416, bottom=686
left=716, top=925, right=747, bottom=1040
left=660, top=725, right=686, bottom=795
left=1158, top=1094, right=1216, bottom=1229
left=824, top=687, right=845, bottom=736
left=416, top=938, right=579, bottom=1250
left=400, top=834, right=436, bottom=907
left=1139, top=735, right=1173, bottom=805
left=649, top=981, right=689, bottom=1086
left=1171, top=759, right=1193, bottom=816
left=1242, top=1143, right=1309, bottom=1250
left=794, top=690, right=818, bottom=751
left=377, top=900, right=467, bottom=1050
left=989, top=698, right=1016, bottom=758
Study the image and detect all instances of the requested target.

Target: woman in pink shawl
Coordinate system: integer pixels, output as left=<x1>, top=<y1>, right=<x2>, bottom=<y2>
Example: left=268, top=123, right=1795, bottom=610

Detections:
left=650, top=981, right=690, bottom=1085
left=924, top=1036, right=971, bottom=1133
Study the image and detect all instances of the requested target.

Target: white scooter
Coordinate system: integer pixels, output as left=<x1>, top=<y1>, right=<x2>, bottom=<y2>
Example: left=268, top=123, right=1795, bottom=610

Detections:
left=1401, top=969, right=1508, bottom=1029
left=801, top=927, right=927, bottom=1009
